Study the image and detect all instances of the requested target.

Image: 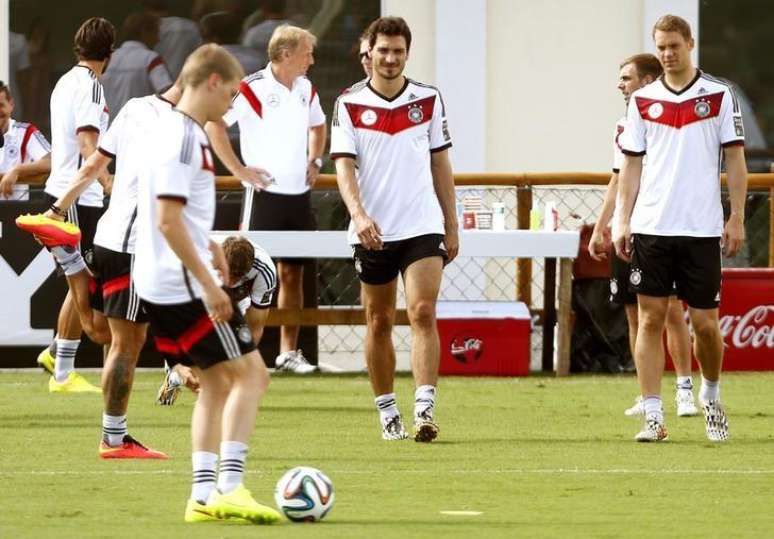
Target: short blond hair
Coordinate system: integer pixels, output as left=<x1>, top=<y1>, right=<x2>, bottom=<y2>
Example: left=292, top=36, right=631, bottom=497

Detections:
left=180, top=44, right=244, bottom=89
left=267, top=25, right=316, bottom=62
left=652, top=14, right=693, bottom=41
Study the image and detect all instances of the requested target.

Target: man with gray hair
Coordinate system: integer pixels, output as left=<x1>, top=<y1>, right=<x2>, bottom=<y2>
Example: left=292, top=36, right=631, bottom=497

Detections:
left=206, top=24, right=326, bottom=374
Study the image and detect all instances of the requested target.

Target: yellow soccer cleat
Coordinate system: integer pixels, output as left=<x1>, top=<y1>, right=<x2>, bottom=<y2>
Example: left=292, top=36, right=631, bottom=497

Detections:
left=48, top=372, right=101, bottom=393
left=184, top=499, right=220, bottom=523
left=15, top=214, right=81, bottom=247
left=208, top=484, right=282, bottom=524
left=36, top=347, right=55, bottom=375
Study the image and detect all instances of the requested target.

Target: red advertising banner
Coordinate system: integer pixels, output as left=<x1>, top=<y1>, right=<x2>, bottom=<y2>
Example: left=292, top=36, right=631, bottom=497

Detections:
left=717, top=268, right=774, bottom=371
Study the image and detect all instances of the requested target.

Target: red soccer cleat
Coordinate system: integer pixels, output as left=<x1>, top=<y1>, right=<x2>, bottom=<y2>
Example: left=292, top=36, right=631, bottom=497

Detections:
left=99, top=435, right=169, bottom=459
left=16, top=214, right=81, bottom=247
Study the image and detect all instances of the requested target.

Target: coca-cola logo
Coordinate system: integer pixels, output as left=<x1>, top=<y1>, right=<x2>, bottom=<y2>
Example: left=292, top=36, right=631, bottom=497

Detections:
left=450, top=334, right=484, bottom=364
left=719, top=305, right=774, bottom=349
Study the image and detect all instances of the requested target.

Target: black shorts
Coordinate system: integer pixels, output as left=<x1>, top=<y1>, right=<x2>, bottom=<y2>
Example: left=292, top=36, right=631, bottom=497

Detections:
left=42, top=193, right=103, bottom=256
left=143, top=297, right=256, bottom=370
left=630, top=234, right=721, bottom=309
left=610, top=254, right=637, bottom=305
left=610, top=255, right=678, bottom=305
left=242, top=190, right=315, bottom=265
left=353, top=234, right=448, bottom=285
left=89, top=245, right=147, bottom=322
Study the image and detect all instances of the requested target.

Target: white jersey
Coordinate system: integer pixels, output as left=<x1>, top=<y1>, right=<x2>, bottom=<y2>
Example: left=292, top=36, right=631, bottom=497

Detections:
left=226, top=243, right=277, bottom=313
left=134, top=109, right=219, bottom=304
left=155, top=16, right=202, bottom=79
left=93, top=95, right=175, bottom=253
left=0, top=119, right=50, bottom=172
left=330, top=78, right=453, bottom=244
left=45, top=65, right=109, bottom=208
left=101, top=41, right=172, bottom=118
left=222, top=65, right=326, bottom=195
left=620, top=71, right=744, bottom=237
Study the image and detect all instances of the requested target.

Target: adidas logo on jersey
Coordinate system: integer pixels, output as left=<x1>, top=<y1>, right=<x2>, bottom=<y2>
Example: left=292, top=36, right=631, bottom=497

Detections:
left=698, top=87, right=708, bottom=95
left=408, top=93, right=418, bottom=101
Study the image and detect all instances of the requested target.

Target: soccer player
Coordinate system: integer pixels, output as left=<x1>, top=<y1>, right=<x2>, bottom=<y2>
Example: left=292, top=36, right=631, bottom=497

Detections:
left=0, top=80, right=51, bottom=199
left=358, top=32, right=372, bottom=78
left=206, top=24, right=326, bottom=374
left=37, top=18, right=115, bottom=392
left=133, top=44, right=280, bottom=523
left=157, top=235, right=277, bottom=405
left=331, top=17, right=457, bottom=442
left=23, top=87, right=185, bottom=459
left=614, top=15, right=747, bottom=442
left=588, top=53, right=697, bottom=418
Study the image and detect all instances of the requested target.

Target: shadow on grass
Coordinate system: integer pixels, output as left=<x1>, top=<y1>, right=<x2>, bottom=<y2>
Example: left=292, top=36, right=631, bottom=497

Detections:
left=263, top=405, right=371, bottom=414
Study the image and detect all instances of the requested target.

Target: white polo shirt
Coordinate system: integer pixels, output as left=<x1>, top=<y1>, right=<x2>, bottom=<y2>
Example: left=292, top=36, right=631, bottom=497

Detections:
left=45, top=65, right=109, bottom=208
left=93, top=95, right=175, bottom=253
left=134, top=109, right=219, bottom=304
left=101, top=40, right=173, bottom=118
left=222, top=64, right=326, bottom=195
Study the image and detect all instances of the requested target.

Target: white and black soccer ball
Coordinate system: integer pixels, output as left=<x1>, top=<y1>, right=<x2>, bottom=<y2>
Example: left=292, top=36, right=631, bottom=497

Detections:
left=274, top=466, right=334, bottom=522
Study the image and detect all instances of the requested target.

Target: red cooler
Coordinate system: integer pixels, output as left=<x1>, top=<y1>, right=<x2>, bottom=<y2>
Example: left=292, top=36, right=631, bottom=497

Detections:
left=437, top=302, right=531, bottom=376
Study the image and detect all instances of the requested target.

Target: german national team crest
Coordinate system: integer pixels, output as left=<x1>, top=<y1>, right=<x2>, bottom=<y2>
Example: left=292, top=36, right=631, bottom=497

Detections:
left=408, top=104, right=423, bottom=124
left=647, top=102, right=663, bottom=119
left=694, top=100, right=711, bottom=118
left=300, top=94, right=307, bottom=106
left=630, top=268, right=642, bottom=286
left=360, top=109, right=377, bottom=126
left=238, top=325, right=252, bottom=344
left=5, top=144, right=18, bottom=159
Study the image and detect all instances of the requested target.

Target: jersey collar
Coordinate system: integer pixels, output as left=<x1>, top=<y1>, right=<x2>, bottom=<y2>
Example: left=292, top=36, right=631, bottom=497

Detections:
left=660, top=68, right=702, bottom=96
left=367, top=77, right=409, bottom=103
left=265, top=62, right=302, bottom=92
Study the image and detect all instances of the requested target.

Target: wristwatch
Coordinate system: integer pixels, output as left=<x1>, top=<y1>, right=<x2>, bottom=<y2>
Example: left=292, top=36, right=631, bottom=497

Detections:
left=310, top=157, right=323, bottom=169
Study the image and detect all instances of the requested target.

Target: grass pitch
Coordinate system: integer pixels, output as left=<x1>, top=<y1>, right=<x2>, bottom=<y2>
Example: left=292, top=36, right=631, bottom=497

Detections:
left=1, top=371, right=773, bottom=539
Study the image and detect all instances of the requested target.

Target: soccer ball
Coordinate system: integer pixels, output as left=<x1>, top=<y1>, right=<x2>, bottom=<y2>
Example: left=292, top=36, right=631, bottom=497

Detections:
left=274, top=466, right=335, bottom=522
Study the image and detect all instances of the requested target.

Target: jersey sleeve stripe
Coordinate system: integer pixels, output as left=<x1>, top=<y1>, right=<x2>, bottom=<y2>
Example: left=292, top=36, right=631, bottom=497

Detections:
left=310, top=85, right=318, bottom=105
left=20, top=124, right=37, bottom=162
left=157, top=194, right=187, bottom=204
left=180, top=119, right=195, bottom=164
left=238, top=81, right=263, bottom=118
left=97, top=147, right=116, bottom=159
left=330, top=152, right=357, bottom=160
left=430, top=142, right=452, bottom=153
left=721, top=140, right=744, bottom=148
left=33, top=131, right=51, bottom=152
left=76, top=125, right=100, bottom=135
left=147, top=56, right=165, bottom=73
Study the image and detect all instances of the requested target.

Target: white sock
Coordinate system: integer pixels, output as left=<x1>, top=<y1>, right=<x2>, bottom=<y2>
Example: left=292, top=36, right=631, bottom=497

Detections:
left=217, top=441, right=248, bottom=495
left=375, top=393, right=399, bottom=425
left=699, top=377, right=720, bottom=403
left=50, top=246, right=86, bottom=276
left=676, top=376, right=693, bottom=391
left=102, top=413, right=127, bottom=447
left=414, top=385, right=437, bottom=419
left=54, top=338, right=80, bottom=382
left=642, top=396, right=664, bottom=423
left=191, top=451, right=218, bottom=504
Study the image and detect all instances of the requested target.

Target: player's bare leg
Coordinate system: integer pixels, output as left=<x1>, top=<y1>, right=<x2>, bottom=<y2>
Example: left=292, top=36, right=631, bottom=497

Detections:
left=633, top=294, right=669, bottom=441
left=403, top=256, right=444, bottom=442
left=362, top=278, right=405, bottom=439
left=665, top=297, right=697, bottom=416
left=688, top=307, right=728, bottom=441
left=66, top=271, right=111, bottom=345
left=191, top=351, right=279, bottom=523
left=277, top=262, right=303, bottom=353
left=98, top=318, right=166, bottom=458
left=245, top=306, right=269, bottom=345
left=622, top=303, right=646, bottom=416
left=47, top=291, right=100, bottom=393
left=275, top=262, right=315, bottom=372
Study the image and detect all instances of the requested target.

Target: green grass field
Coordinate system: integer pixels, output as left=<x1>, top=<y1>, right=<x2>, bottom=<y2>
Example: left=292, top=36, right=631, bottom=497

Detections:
left=1, top=371, right=773, bottom=539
